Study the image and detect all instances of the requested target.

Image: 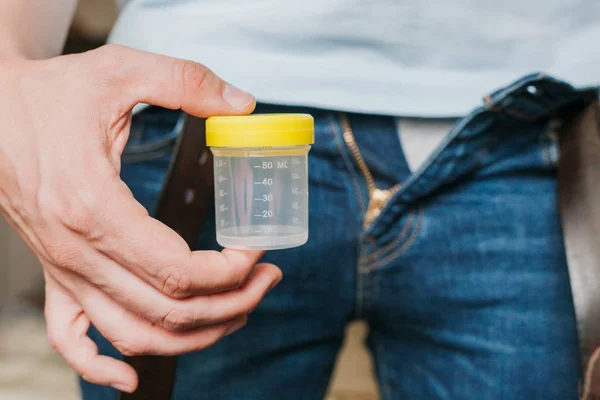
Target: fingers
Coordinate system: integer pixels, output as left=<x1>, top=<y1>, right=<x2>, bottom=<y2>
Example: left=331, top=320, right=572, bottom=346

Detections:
left=48, top=241, right=281, bottom=330
left=44, top=273, right=138, bottom=393
left=90, top=45, right=256, bottom=117
left=44, top=174, right=272, bottom=299
left=69, top=272, right=249, bottom=356
left=142, top=262, right=281, bottom=330
left=188, top=249, right=270, bottom=294
left=44, top=268, right=254, bottom=392
left=80, top=183, right=269, bottom=298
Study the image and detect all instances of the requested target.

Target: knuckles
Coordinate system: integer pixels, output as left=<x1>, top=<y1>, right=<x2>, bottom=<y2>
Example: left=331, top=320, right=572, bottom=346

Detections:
left=172, top=59, right=211, bottom=101
left=44, top=241, right=83, bottom=272
left=111, top=339, right=148, bottom=357
left=153, top=252, right=249, bottom=299
left=155, top=268, right=194, bottom=299
left=160, top=309, right=198, bottom=332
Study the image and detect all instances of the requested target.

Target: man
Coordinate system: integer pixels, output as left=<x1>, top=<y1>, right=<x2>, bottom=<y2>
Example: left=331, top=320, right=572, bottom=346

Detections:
left=1, top=1, right=598, bottom=399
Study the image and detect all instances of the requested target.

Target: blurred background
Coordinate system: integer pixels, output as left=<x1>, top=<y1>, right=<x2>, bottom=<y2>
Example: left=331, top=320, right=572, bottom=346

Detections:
left=0, top=1, right=378, bottom=399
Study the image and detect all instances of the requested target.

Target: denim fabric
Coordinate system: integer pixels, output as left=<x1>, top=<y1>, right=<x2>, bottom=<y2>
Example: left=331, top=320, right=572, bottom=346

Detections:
left=82, top=74, right=597, bottom=400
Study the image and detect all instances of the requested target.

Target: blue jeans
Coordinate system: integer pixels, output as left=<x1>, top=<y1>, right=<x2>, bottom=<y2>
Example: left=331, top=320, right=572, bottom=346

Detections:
left=82, top=74, right=593, bottom=399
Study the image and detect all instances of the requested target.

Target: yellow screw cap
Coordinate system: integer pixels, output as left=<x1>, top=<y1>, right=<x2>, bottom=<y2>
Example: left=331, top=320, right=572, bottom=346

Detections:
left=206, top=114, right=314, bottom=148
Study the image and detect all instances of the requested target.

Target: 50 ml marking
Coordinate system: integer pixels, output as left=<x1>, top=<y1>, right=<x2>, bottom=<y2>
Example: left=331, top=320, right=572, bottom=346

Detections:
left=254, top=161, right=289, bottom=169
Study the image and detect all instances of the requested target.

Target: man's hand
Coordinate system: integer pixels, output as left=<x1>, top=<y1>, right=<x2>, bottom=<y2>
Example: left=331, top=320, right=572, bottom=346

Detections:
left=0, top=45, right=282, bottom=393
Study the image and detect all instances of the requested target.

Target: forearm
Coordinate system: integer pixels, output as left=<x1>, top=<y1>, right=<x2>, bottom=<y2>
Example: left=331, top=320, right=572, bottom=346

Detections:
left=0, top=0, right=78, bottom=59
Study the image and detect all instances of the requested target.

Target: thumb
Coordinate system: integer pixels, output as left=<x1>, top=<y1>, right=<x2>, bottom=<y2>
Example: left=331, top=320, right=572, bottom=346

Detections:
left=92, top=45, right=256, bottom=117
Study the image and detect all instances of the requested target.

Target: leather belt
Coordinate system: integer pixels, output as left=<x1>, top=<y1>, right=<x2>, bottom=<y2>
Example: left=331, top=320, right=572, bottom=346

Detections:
left=558, top=98, right=600, bottom=400
left=119, top=114, right=214, bottom=400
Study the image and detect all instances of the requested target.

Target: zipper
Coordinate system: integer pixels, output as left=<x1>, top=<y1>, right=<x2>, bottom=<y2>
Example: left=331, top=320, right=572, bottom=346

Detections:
left=340, top=114, right=401, bottom=228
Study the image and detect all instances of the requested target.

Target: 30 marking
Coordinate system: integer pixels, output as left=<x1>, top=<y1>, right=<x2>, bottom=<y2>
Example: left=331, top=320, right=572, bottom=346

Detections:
left=255, top=194, right=273, bottom=202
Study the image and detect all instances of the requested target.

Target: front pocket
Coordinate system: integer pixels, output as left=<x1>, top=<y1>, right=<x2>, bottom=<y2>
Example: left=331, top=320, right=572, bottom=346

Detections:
left=122, top=107, right=183, bottom=163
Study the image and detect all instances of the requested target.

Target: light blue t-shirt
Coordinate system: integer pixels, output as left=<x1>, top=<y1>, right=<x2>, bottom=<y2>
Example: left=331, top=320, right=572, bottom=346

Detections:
left=110, top=1, right=600, bottom=117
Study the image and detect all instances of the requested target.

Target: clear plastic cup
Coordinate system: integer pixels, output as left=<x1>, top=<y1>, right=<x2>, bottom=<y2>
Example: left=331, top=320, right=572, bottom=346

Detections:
left=206, top=114, right=314, bottom=250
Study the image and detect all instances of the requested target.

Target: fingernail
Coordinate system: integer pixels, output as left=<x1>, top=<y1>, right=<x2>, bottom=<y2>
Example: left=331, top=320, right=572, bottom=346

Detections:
left=223, top=84, right=255, bottom=110
left=111, top=383, right=133, bottom=393
left=225, top=319, right=246, bottom=337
